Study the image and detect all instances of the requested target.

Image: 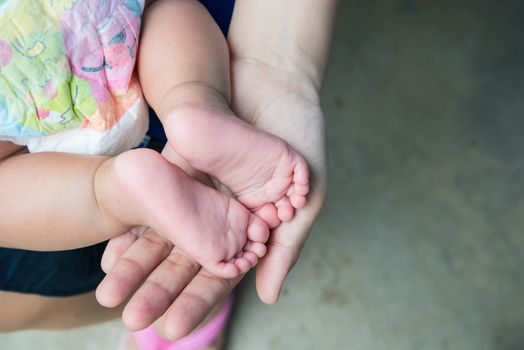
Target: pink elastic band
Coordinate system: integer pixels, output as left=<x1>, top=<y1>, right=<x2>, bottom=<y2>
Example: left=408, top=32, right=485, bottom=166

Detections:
left=133, top=295, right=234, bottom=350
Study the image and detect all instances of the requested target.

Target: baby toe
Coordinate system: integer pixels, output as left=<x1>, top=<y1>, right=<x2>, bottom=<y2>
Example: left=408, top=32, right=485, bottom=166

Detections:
left=241, top=250, right=259, bottom=267
left=294, top=183, right=310, bottom=196
left=253, top=203, right=281, bottom=228
left=244, top=241, right=267, bottom=259
left=211, top=261, right=241, bottom=279
left=290, top=193, right=307, bottom=209
left=275, top=196, right=294, bottom=221
left=247, top=215, right=270, bottom=243
left=293, top=158, right=310, bottom=186
left=234, top=257, right=252, bottom=274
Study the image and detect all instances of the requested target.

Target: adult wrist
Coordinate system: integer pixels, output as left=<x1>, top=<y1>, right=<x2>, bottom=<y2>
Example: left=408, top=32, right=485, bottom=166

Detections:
left=228, top=0, right=338, bottom=94
left=229, top=49, right=323, bottom=95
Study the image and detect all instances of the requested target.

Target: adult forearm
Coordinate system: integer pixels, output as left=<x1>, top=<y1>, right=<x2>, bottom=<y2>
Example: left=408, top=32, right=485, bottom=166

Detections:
left=228, top=0, right=338, bottom=92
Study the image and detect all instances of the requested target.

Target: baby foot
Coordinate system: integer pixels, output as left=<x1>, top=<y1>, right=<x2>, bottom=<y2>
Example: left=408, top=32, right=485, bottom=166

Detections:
left=163, top=85, right=310, bottom=225
left=102, top=148, right=269, bottom=278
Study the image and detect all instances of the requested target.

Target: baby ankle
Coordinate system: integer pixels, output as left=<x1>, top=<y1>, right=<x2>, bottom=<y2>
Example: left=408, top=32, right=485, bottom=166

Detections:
left=92, top=156, right=134, bottom=232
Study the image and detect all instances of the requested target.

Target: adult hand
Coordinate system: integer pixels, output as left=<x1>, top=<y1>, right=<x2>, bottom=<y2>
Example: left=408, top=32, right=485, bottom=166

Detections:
left=96, top=69, right=327, bottom=335
left=96, top=146, right=241, bottom=340
left=230, top=59, right=328, bottom=304
left=96, top=227, right=241, bottom=339
left=97, top=76, right=326, bottom=339
left=227, top=0, right=336, bottom=303
left=98, top=0, right=335, bottom=333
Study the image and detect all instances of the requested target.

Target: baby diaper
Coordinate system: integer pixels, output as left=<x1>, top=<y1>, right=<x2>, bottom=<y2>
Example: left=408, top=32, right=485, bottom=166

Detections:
left=0, top=0, right=148, bottom=156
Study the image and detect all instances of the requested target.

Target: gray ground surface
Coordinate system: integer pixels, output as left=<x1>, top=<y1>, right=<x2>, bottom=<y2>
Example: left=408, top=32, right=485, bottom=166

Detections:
left=2, top=1, right=524, bottom=349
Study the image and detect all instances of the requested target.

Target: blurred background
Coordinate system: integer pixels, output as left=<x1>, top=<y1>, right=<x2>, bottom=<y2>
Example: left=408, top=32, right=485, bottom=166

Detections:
left=2, top=0, right=524, bottom=349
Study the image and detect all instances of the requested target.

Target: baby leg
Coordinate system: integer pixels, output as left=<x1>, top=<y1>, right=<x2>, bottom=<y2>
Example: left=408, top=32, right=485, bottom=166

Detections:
left=0, top=149, right=268, bottom=278
left=0, top=151, right=121, bottom=250
left=97, top=148, right=269, bottom=278
left=139, top=0, right=309, bottom=224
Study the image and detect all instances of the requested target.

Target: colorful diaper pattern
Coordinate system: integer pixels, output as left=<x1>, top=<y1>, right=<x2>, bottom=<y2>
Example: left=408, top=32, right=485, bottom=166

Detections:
left=0, top=0, right=144, bottom=141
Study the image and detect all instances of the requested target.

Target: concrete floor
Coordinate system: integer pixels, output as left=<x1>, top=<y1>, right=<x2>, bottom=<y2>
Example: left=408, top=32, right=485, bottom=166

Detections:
left=2, top=0, right=524, bottom=349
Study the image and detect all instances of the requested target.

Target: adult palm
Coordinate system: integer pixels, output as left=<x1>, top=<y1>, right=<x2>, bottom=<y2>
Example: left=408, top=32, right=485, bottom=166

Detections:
left=231, top=58, right=328, bottom=303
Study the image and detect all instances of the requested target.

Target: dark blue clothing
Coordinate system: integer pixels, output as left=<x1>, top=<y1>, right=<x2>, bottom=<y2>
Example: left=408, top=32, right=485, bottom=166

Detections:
left=0, top=243, right=108, bottom=296
left=0, top=0, right=235, bottom=297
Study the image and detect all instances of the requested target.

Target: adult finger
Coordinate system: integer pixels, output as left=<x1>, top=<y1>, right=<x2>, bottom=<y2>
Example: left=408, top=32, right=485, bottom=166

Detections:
left=121, top=248, right=201, bottom=331
left=96, top=229, right=173, bottom=308
left=255, top=195, right=324, bottom=304
left=101, top=227, right=146, bottom=273
left=163, top=268, right=241, bottom=340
